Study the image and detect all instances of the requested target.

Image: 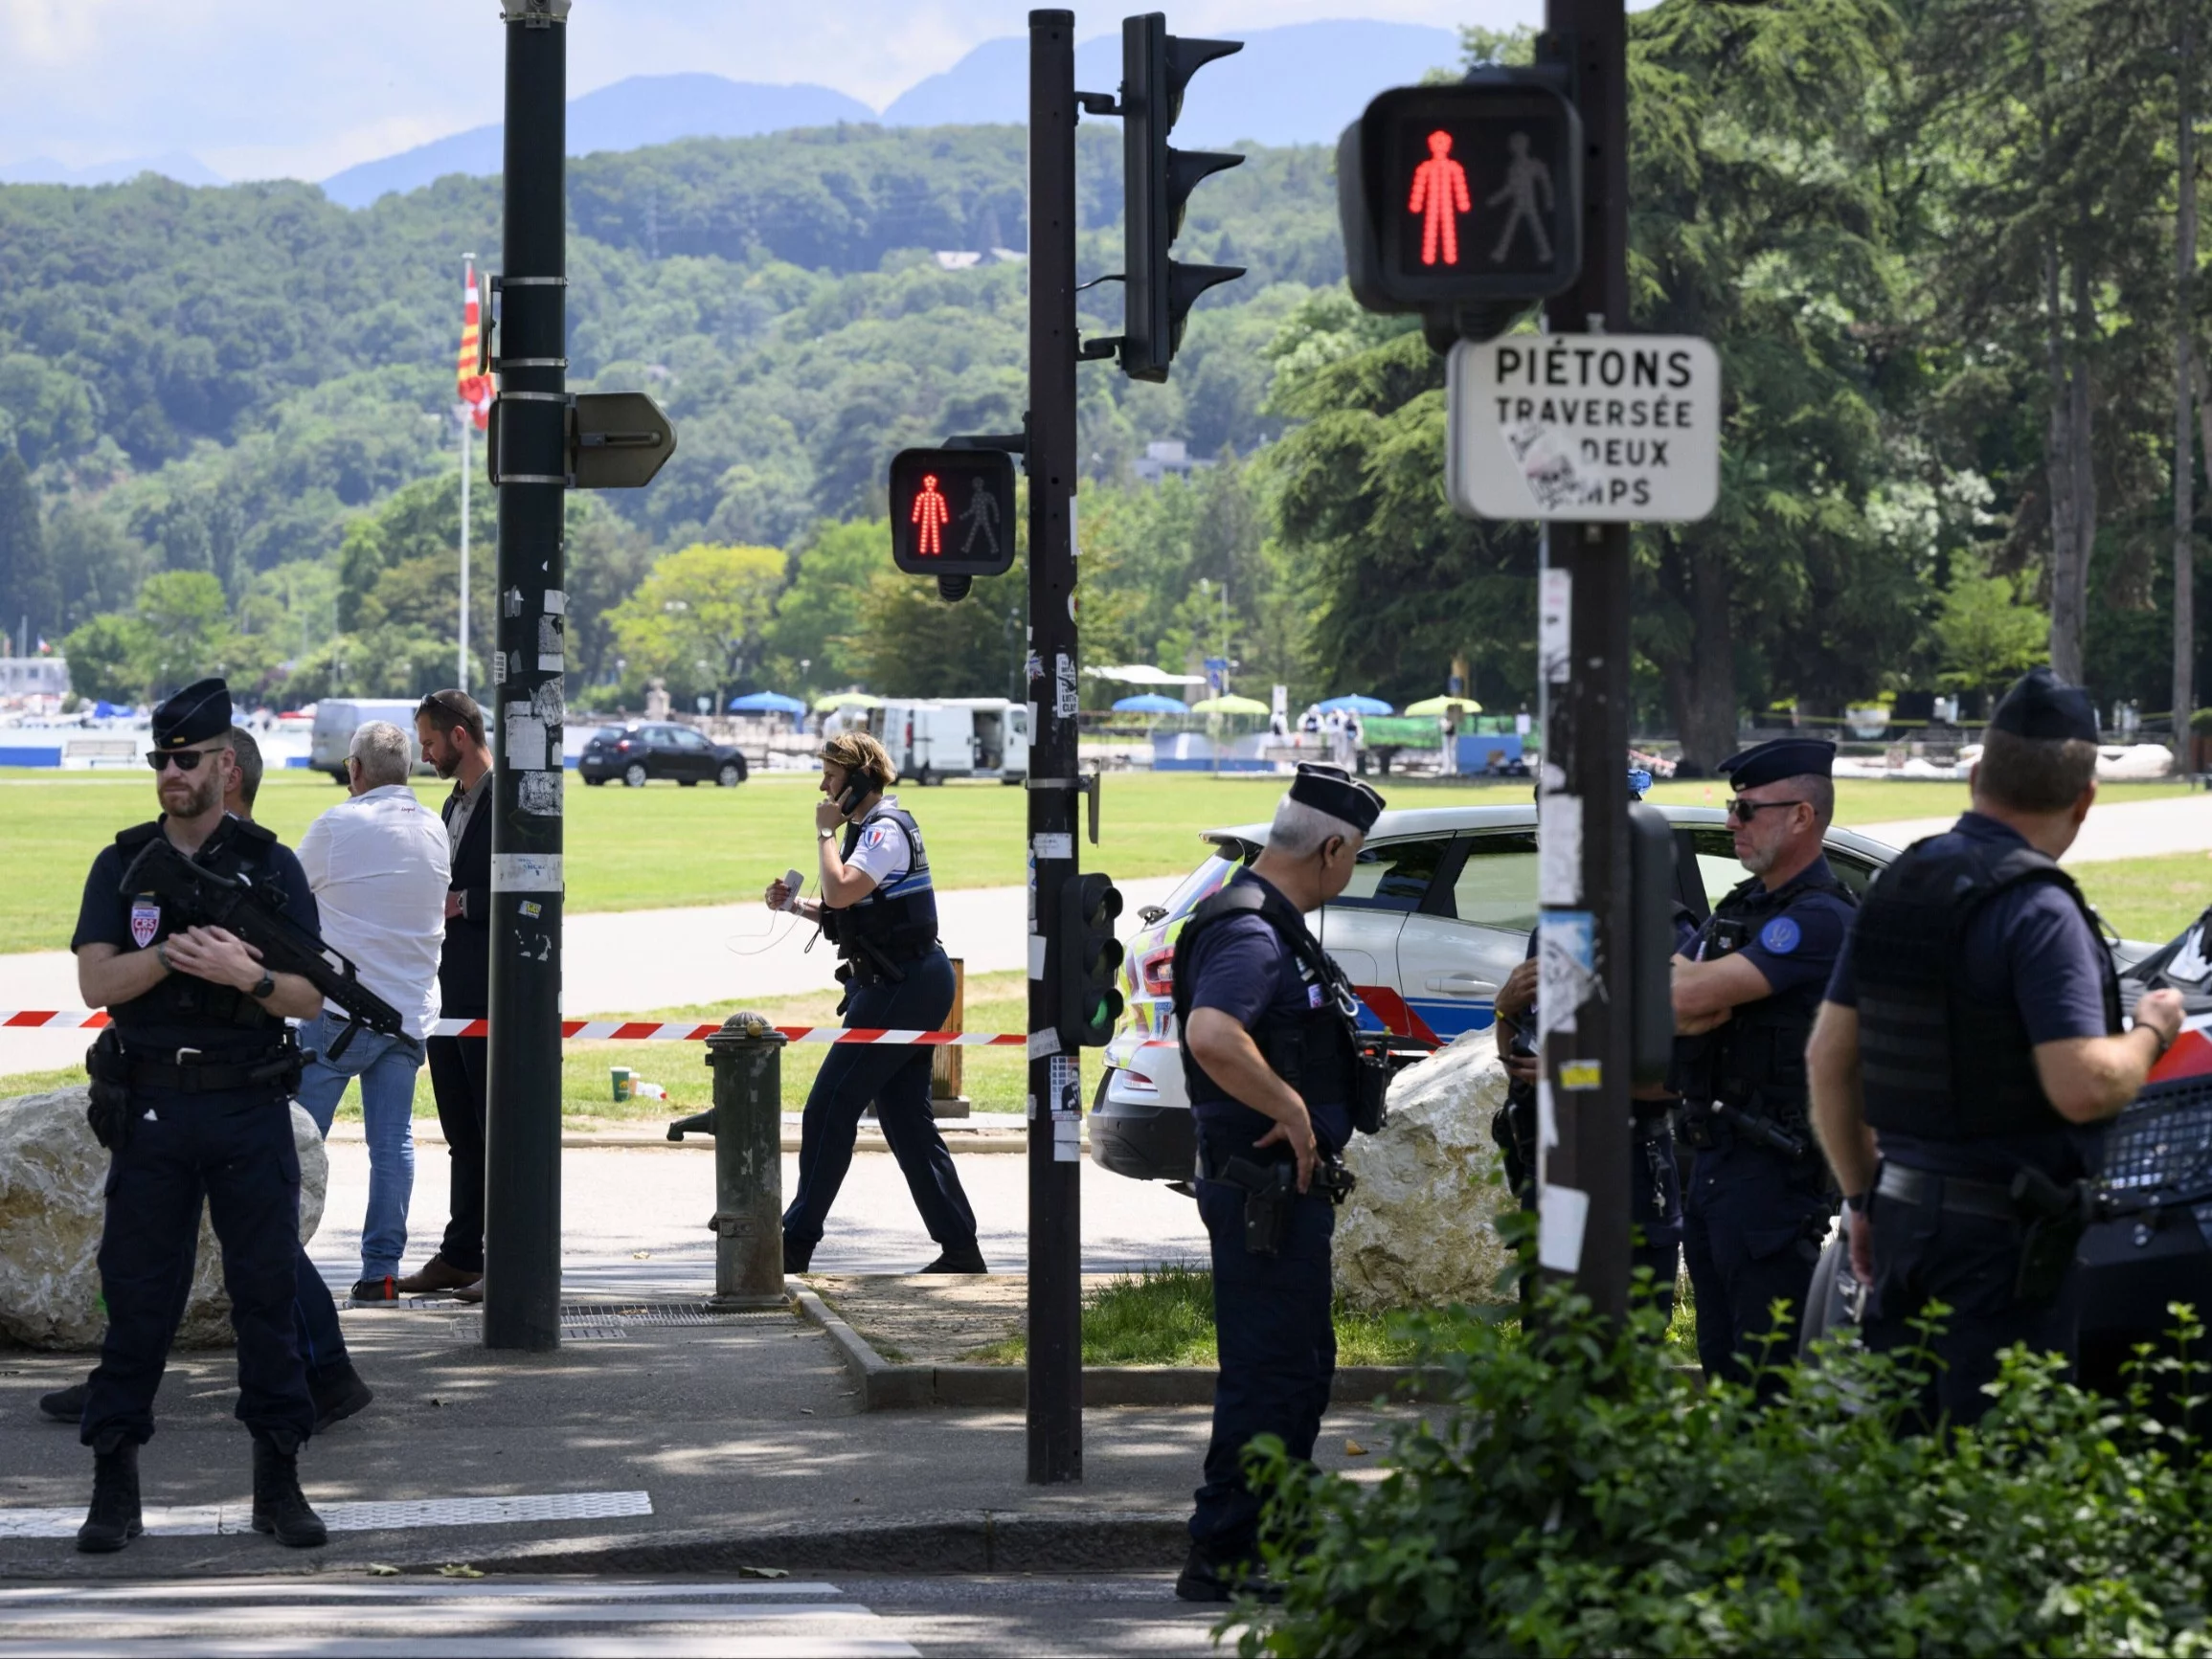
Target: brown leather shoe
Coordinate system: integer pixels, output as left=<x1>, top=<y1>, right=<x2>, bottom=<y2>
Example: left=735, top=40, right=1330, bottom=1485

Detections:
left=452, top=1282, right=484, bottom=1304
left=394, top=1257, right=482, bottom=1294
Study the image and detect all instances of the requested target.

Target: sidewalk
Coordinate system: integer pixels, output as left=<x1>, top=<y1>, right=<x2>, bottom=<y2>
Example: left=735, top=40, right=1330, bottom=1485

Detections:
left=0, top=1291, right=1398, bottom=1580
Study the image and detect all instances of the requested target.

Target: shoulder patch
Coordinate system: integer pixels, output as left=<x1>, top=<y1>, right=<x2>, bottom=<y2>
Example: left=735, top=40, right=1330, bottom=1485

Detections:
left=1759, top=916, right=1802, bottom=955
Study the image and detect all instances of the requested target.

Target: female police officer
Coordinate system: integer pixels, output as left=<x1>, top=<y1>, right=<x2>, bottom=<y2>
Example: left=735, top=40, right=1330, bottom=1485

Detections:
left=1171, top=762, right=1385, bottom=1602
left=765, top=731, right=985, bottom=1274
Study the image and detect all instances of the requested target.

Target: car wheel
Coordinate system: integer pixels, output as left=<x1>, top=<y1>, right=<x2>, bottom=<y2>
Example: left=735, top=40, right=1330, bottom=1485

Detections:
left=622, top=763, right=648, bottom=788
left=584, top=774, right=606, bottom=786
left=916, top=765, right=935, bottom=787
left=717, top=762, right=743, bottom=788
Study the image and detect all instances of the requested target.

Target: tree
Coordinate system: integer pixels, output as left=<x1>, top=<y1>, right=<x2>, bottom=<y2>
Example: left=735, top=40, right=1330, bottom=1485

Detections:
left=854, top=567, right=1025, bottom=699
left=606, top=543, right=786, bottom=710
left=60, top=614, right=151, bottom=706
left=0, top=445, right=56, bottom=649
left=133, top=571, right=231, bottom=700
left=1934, top=552, right=2050, bottom=696
left=763, top=519, right=887, bottom=695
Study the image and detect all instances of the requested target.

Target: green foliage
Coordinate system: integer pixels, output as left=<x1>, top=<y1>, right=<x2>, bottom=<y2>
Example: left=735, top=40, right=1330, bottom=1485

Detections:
left=854, top=561, right=1026, bottom=699
left=607, top=542, right=787, bottom=706
left=762, top=518, right=885, bottom=695
left=1936, top=550, right=2051, bottom=694
left=1241, top=1289, right=2212, bottom=1657
left=59, top=613, right=149, bottom=705
left=0, top=444, right=54, bottom=643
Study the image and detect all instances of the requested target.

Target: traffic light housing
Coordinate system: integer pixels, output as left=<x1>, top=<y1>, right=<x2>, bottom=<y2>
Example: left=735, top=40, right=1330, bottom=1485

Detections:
left=1338, top=74, right=1583, bottom=347
left=1059, top=873, right=1125, bottom=1049
left=1120, top=13, right=1245, bottom=383
left=888, top=446, right=1018, bottom=599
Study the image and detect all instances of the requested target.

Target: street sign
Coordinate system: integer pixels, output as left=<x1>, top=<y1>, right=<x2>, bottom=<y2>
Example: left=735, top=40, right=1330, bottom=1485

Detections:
left=889, top=446, right=1018, bottom=577
left=571, top=392, right=677, bottom=489
left=1445, top=334, right=1720, bottom=522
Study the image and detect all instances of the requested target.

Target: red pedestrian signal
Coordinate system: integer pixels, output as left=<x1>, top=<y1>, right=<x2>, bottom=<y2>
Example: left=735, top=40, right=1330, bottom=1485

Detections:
left=1409, top=130, right=1471, bottom=267
left=889, top=447, right=1018, bottom=585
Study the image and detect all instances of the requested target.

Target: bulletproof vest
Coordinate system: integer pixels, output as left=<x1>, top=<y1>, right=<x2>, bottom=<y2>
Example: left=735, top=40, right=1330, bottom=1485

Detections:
left=1171, top=878, right=1361, bottom=1117
left=817, top=803, right=939, bottom=964
left=1856, top=833, right=2122, bottom=1140
left=109, top=817, right=287, bottom=1044
left=1676, top=871, right=1856, bottom=1128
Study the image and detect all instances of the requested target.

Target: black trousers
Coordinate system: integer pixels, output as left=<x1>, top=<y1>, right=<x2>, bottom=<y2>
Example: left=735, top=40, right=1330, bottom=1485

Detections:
left=84, top=1085, right=314, bottom=1447
left=1189, top=1129, right=1336, bottom=1567
left=425, top=1034, right=488, bottom=1273
left=1861, top=1172, right=2075, bottom=1430
left=1682, top=1141, right=1829, bottom=1391
left=782, top=951, right=978, bottom=1254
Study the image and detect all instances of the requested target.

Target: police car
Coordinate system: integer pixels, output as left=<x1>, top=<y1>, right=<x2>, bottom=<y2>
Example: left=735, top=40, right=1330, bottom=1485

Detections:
left=1091, top=804, right=1903, bottom=1184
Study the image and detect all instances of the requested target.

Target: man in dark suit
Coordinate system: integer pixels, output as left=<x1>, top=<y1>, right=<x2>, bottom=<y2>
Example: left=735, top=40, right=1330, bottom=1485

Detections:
left=395, top=690, right=492, bottom=1301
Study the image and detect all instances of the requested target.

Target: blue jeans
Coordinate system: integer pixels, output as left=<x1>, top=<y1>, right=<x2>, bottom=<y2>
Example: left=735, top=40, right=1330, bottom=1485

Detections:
left=296, top=1010, right=425, bottom=1280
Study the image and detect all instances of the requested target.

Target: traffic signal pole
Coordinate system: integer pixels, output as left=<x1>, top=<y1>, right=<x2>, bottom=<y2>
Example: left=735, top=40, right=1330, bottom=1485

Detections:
left=1025, top=7, right=1084, bottom=1485
left=1535, top=0, right=1633, bottom=1318
left=484, top=0, right=570, bottom=1352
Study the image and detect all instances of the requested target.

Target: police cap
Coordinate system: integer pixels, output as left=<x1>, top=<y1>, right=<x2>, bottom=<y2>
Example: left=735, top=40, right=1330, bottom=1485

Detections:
left=149, top=678, right=232, bottom=751
left=1719, top=737, right=1835, bottom=793
left=1288, top=763, right=1386, bottom=834
left=1990, top=666, right=2099, bottom=745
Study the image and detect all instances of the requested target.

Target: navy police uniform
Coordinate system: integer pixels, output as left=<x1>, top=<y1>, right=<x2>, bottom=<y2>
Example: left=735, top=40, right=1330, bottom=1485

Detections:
left=1675, top=738, right=1855, bottom=1388
left=1172, top=764, right=1387, bottom=1594
left=780, top=795, right=982, bottom=1269
left=1831, top=670, right=2119, bottom=1427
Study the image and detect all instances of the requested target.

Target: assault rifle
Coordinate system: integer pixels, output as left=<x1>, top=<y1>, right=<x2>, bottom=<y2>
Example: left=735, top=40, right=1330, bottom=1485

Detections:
left=120, top=834, right=404, bottom=1060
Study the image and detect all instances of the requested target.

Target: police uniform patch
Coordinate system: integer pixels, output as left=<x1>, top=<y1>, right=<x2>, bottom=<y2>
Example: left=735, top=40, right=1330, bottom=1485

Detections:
left=129, top=899, right=161, bottom=950
left=1759, top=915, right=1801, bottom=955
left=1308, top=983, right=1327, bottom=1009
left=862, top=825, right=892, bottom=850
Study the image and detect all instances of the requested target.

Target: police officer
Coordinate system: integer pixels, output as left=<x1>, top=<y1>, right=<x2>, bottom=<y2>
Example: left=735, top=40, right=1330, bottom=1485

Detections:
left=1674, top=737, right=1855, bottom=1389
left=70, top=680, right=327, bottom=1552
left=1494, top=771, right=1684, bottom=1312
left=768, top=731, right=985, bottom=1274
left=1810, top=669, right=2182, bottom=1428
left=1171, top=763, right=1387, bottom=1603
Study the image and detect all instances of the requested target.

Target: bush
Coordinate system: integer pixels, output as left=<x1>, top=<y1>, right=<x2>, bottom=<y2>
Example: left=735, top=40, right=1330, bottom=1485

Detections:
left=1237, top=1287, right=2212, bottom=1657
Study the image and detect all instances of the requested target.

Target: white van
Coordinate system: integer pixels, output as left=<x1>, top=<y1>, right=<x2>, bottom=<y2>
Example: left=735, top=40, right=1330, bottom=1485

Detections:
left=879, top=698, right=1029, bottom=784
left=309, top=699, right=425, bottom=783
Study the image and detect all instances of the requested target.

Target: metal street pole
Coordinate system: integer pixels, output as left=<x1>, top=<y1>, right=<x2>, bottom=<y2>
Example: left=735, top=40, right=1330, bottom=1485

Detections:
left=1535, top=0, right=1632, bottom=1318
left=484, top=0, right=570, bottom=1353
left=1025, top=6, right=1083, bottom=1485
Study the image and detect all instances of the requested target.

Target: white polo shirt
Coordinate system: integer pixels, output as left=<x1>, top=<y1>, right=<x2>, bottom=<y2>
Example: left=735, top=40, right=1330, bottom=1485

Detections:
left=296, top=783, right=453, bottom=1041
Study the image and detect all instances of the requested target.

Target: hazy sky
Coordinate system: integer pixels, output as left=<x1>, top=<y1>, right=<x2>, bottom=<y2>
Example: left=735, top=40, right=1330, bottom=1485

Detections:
left=0, top=1, right=1549, bottom=182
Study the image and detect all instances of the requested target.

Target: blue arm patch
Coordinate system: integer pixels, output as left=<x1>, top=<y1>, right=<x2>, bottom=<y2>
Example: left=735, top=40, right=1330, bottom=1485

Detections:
left=1758, top=916, right=1802, bottom=955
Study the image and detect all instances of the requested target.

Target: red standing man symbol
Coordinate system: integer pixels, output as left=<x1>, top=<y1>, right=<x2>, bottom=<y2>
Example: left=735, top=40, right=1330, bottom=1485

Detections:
left=912, top=472, right=950, bottom=557
left=1408, top=128, right=1472, bottom=266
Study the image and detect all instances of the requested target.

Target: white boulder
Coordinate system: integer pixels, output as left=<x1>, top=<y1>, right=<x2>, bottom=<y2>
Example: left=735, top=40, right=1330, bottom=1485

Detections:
left=0, top=1087, right=328, bottom=1351
left=1336, top=1036, right=1517, bottom=1312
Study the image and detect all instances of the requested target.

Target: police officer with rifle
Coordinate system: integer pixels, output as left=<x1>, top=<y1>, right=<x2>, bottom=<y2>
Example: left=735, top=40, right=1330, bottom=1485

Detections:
left=767, top=730, right=985, bottom=1275
left=1673, top=737, right=1856, bottom=1390
left=69, top=679, right=403, bottom=1554
left=1170, top=764, right=1393, bottom=1603
left=1810, top=669, right=2183, bottom=1429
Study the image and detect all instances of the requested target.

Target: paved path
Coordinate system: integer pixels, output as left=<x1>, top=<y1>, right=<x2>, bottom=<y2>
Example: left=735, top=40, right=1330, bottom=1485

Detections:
left=1858, top=793, right=2212, bottom=865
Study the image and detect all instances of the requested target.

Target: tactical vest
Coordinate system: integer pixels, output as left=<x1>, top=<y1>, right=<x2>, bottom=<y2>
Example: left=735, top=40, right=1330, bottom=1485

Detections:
left=1675, top=871, right=1856, bottom=1134
left=1170, top=878, right=1388, bottom=1137
left=109, top=817, right=288, bottom=1046
left=817, top=803, right=939, bottom=967
left=1855, top=833, right=2121, bottom=1140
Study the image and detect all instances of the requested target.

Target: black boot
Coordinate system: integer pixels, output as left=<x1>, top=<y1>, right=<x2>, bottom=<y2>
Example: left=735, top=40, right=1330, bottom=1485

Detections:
left=39, top=1381, right=88, bottom=1424
left=310, top=1364, right=373, bottom=1433
left=782, top=1237, right=814, bottom=1275
left=251, top=1436, right=327, bottom=1548
left=920, top=1242, right=988, bottom=1274
left=1174, top=1542, right=1282, bottom=1603
left=76, top=1439, right=142, bottom=1554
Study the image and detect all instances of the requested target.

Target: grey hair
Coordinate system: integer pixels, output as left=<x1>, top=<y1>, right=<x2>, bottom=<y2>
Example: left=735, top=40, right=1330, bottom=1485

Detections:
left=1267, top=796, right=1364, bottom=857
left=350, top=720, right=413, bottom=789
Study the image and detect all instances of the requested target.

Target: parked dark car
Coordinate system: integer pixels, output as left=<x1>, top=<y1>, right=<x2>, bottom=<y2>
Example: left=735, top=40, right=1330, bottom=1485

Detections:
left=578, top=723, right=749, bottom=789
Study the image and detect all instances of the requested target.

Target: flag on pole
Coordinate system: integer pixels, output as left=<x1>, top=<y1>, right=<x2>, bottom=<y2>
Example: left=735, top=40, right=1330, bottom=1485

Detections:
left=457, top=260, right=495, bottom=431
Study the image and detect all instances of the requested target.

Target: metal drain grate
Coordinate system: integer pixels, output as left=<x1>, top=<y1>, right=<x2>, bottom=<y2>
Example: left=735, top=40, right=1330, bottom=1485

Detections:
left=445, top=1317, right=631, bottom=1343
left=441, top=1301, right=793, bottom=1341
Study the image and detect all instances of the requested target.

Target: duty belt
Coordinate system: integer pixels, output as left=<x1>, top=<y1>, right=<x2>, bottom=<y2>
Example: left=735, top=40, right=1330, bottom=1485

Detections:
left=120, top=1043, right=298, bottom=1094
left=1876, top=1162, right=2017, bottom=1222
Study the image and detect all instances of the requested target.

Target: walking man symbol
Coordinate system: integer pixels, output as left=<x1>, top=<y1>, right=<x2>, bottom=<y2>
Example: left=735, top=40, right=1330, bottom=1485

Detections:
left=1408, top=129, right=1472, bottom=266
left=1486, top=132, right=1554, bottom=264
left=912, top=474, right=950, bottom=558
left=958, top=478, right=1001, bottom=559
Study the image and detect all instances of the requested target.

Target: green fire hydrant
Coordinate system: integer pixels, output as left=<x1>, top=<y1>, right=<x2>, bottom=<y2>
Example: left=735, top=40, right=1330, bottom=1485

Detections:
left=696, top=1011, right=789, bottom=1310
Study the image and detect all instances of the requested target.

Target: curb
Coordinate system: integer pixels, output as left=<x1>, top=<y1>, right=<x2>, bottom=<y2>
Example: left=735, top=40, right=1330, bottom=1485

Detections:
left=327, top=1126, right=1056, bottom=1155
left=787, top=1279, right=1446, bottom=1409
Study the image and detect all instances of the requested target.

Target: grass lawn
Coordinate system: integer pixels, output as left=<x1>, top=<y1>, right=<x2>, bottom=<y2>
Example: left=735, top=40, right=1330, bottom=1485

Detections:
left=0, top=767, right=2193, bottom=953
left=2074, top=852, right=2212, bottom=944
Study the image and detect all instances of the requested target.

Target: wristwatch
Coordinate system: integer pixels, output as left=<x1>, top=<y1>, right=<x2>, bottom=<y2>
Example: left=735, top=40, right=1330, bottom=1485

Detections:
left=819, top=827, right=837, bottom=842
left=249, top=970, right=277, bottom=1000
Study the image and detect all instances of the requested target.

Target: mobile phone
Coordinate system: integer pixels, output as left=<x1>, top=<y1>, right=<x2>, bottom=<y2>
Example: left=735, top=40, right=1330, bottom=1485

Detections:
left=780, top=868, right=805, bottom=912
left=837, top=781, right=864, bottom=817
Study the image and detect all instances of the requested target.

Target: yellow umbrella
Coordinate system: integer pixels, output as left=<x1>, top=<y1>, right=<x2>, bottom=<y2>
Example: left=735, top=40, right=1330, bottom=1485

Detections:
left=1188, top=694, right=1270, bottom=715
left=1403, top=694, right=1482, bottom=716
left=812, top=691, right=883, bottom=711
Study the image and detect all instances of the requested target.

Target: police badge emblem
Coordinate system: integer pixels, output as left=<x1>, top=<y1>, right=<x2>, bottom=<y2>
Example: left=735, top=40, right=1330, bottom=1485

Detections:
left=130, top=899, right=161, bottom=950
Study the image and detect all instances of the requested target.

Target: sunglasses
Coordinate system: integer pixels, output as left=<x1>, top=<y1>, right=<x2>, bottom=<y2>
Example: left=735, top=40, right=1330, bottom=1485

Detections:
left=1726, top=797, right=1807, bottom=824
left=146, top=746, right=222, bottom=773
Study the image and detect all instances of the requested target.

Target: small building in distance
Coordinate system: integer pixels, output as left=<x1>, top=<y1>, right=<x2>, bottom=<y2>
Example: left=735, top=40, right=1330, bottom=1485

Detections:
left=1134, top=439, right=1217, bottom=485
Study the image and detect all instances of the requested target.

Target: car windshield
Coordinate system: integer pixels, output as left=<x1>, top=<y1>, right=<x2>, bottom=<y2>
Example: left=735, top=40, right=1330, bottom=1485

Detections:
left=1162, top=851, right=1246, bottom=921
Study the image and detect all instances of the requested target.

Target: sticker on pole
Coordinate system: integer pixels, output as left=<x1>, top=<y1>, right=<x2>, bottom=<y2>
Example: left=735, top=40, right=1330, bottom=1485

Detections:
left=1445, top=335, right=1719, bottom=523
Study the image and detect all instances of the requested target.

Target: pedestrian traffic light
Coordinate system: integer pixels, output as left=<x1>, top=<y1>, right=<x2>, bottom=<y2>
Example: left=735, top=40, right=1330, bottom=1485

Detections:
left=1059, top=873, right=1125, bottom=1049
left=888, top=447, right=1017, bottom=596
left=1338, top=76, right=1582, bottom=344
left=1119, top=13, right=1245, bottom=383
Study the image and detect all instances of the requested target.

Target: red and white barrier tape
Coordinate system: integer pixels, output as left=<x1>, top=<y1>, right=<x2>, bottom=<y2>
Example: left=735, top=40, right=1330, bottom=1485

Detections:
left=0, top=1010, right=1024, bottom=1046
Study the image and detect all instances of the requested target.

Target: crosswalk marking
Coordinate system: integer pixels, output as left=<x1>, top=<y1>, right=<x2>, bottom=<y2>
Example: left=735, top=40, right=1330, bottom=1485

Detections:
left=0, top=1577, right=920, bottom=1658
left=0, top=1490, right=651, bottom=1538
